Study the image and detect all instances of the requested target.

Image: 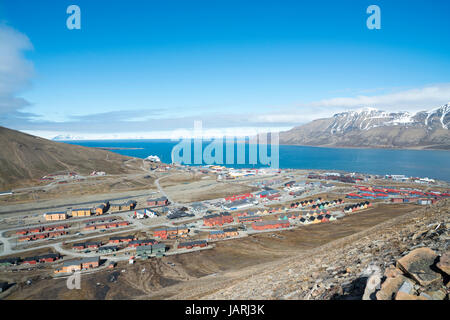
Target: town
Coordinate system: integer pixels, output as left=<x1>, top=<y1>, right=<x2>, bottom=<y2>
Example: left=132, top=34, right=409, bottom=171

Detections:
left=0, top=161, right=448, bottom=298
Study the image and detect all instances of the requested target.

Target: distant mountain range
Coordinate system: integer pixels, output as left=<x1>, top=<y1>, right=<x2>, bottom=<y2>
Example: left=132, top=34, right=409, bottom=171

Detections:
left=278, top=103, right=450, bottom=149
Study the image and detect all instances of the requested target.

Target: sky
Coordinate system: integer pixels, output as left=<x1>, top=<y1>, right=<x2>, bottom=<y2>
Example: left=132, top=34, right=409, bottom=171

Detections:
left=0, top=0, right=450, bottom=139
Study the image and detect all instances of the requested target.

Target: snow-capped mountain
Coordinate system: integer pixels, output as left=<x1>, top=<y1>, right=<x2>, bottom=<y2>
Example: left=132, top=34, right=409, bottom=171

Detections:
left=279, top=103, right=450, bottom=149
left=52, top=134, right=85, bottom=141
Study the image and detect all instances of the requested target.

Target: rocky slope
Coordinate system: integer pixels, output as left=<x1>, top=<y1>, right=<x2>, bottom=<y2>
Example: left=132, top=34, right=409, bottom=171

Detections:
left=0, top=126, right=137, bottom=190
left=279, top=103, right=450, bottom=149
left=206, top=199, right=449, bottom=299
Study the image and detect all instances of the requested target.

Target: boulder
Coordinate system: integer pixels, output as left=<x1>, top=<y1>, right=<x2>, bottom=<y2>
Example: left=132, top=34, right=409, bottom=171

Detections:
left=384, top=265, right=403, bottom=278
left=436, top=251, right=450, bottom=276
left=396, top=248, right=442, bottom=286
left=363, top=273, right=382, bottom=300
left=376, top=275, right=407, bottom=300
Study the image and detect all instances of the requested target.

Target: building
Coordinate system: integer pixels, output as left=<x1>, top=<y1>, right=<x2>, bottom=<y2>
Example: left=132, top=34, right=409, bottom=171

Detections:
left=252, top=220, right=290, bottom=231
left=237, top=215, right=262, bottom=223
left=209, top=230, right=225, bottom=240
left=178, top=240, right=207, bottom=249
left=71, top=208, right=92, bottom=217
left=109, top=235, right=136, bottom=244
left=57, top=256, right=100, bottom=273
left=153, top=226, right=188, bottom=239
left=81, top=256, right=100, bottom=269
left=110, top=200, right=137, bottom=212
left=0, top=257, right=20, bottom=267
left=257, top=189, right=280, bottom=199
left=223, top=228, right=239, bottom=237
left=203, top=212, right=234, bottom=226
left=134, top=209, right=157, bottom=219
left=98, top=246, right=118, bottom=254
left=128, top=239, right=158, bottom=248
left=44, top=211, right=67, bottom=221
left=224, top=193, right=253, bottom=202
left=147, top=196, right=169, bottom=207
left=93, top=203, right=107, bottom=215
left=223, top=198, right=257, bottom=210
left=136, top=243, right=166, bottom=257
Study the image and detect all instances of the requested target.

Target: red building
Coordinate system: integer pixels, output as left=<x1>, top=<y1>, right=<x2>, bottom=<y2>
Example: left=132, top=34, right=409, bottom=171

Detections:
left=203, top=212, right=234, bottom=226
left=252, top=220, right=290, bottom=231
left=224, top=193, right=253, bottom=202
left=177, top=240, right=207, bottom=249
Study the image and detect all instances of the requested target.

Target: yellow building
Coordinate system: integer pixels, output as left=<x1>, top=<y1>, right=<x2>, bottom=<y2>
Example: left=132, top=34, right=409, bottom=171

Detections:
left=71, top=208, right=92, bottom=217
left=44, top=212, right=67, bottom=221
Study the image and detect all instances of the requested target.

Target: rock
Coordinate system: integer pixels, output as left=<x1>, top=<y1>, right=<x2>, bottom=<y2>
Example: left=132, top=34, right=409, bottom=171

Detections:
left=436, top=251, right=450, bottom=275
left=423, top=289, right=447, bottom=300
left=395, top=291, right=428, bottom=300
left=376, top=275, right=407, bottom=300
left=384, top=265, right=403, bottom=278
left=397, top=279, right=415, bottom=295
left=363, top=273, right=382, bottom=300
left=396, top=248, right=442, bottom=286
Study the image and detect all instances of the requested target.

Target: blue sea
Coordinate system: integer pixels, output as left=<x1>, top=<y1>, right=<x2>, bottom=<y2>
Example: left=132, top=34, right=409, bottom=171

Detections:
left=63, top=140, right=450, bottom=182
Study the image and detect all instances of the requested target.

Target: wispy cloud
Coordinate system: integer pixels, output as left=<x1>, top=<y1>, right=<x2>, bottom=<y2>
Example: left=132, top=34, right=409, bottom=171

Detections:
left=0, top=24, right=34, bottom=116
left=310, top=84, right=450, bottom=112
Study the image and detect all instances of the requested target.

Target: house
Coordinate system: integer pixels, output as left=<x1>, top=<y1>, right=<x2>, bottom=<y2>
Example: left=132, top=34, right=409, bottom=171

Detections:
left=44, top=211, right=67, bottom=221
left=136, top=243, right=166, bottom=256
left=252, top=220, right=290, bottom=230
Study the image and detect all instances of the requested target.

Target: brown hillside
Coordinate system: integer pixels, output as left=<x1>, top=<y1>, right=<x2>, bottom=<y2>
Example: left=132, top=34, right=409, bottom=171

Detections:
left=0, top=126, right=136, bottom=190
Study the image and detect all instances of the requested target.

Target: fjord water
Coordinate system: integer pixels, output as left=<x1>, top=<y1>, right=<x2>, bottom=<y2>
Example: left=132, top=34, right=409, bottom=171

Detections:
left=64, top=140, right=450, bottom=181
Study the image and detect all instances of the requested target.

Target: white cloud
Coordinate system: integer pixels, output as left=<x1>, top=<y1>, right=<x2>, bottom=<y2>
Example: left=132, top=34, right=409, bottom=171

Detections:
left=251, top=84, right=450, bottom=126
left=0, top=25, right=34, bottom=114
left=309, top=84, right=450, bottom=112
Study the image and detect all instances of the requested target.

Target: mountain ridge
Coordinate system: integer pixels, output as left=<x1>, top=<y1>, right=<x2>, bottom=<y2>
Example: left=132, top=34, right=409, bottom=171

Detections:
left=278, top=103, right=450, bottom=149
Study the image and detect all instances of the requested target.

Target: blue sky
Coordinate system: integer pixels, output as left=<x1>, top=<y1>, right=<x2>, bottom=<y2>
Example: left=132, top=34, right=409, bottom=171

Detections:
left=0, top=0, right=450, bottom=139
